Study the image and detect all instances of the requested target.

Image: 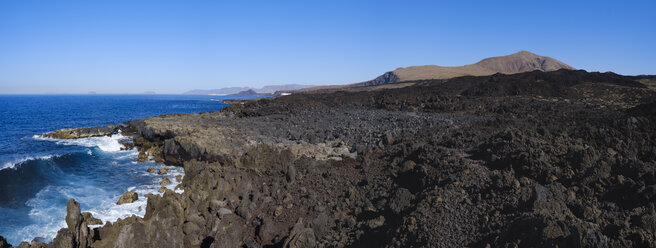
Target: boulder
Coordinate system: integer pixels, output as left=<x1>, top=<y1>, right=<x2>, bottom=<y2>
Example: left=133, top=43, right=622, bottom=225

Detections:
left=286, top=165, right=296, bottom=183
left=175, top=175, right=183, bottom=182
left=158, top=168, right=169, bottom=175
left=117, top=192, right=138, bottom=205
left=258, top=218, right=285, bottom=245
left=161, top=177, right=172, bottom=186
left=147, top=167, right=157, bottom=173
left=311, top=213, right=330, bottom=237
left=389, top=188, right=414, bottom=214
left=159, top=187, right=167, bottom=193
left=283, top=220, right=316, bottom=248
left=218, top=208, right=233, bottom=217
left=274, top=206, right=284, bottom=217
left=137, top=151, right=148, bottom=162
left=384, top=131, right=395, bottom=146
left=367, top=216, right=385, bottom=229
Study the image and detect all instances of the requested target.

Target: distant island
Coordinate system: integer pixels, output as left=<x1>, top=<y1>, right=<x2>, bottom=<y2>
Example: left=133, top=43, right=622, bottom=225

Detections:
left=184, top=84, right=313, bottom=95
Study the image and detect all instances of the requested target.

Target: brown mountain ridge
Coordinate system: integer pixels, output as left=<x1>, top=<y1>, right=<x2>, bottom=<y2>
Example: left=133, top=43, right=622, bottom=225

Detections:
left=360, top=51, right=575, bottom=87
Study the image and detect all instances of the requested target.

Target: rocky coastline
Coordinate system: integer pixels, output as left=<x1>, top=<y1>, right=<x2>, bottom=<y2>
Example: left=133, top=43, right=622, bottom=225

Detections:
left=2, top=69, right=656, bottom=247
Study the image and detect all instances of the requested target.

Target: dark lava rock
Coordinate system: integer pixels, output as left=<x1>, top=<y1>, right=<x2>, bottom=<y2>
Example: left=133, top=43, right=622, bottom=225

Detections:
left=389, top=188, right=414, bottom=214
left=283, top=220, right=316, bottom=248
left=42, top=125, right=119, bottom=139
left=0, top=236, right=11, bottom=248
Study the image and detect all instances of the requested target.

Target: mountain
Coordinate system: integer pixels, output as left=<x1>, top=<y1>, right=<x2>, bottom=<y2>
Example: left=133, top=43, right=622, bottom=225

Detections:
left=361, top=51, right=575, bottom=87
left=184, top=87, right=251, bottom=95
left=256, top=84, right=313, bottom=94
left=184, top=84, right=313, bottom=95
left=227, top=89, right=259, bottom=96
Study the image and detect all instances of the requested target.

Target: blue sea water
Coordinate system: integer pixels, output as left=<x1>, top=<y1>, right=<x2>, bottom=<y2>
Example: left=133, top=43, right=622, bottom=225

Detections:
left=0, top=94, right=253, bottom=245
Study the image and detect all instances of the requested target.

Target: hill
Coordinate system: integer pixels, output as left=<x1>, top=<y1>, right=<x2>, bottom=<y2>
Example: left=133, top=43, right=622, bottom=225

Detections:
left=185, top=84, right=313, bottom=95
left=360, top=51, right=574, bottom=87
left=184, top=87, right=251, bottom=95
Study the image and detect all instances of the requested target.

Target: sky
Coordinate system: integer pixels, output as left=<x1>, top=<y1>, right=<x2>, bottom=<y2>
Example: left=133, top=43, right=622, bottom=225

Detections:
left=0, top=0, right=655, bottom=94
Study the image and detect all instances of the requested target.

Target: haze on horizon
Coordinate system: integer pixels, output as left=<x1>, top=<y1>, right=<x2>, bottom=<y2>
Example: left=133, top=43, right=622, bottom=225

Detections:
left=1, top=0, right=655, bottom=94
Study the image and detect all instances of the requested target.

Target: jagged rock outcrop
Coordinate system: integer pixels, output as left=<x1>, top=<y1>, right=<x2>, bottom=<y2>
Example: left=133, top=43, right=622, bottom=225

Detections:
left=49, top=199, right=91, bottom=248
left=90, top=190, right=185, bottom=248
left=363, top=71, right=400, bottom=87
left=0, top=236, right=11, bottom=248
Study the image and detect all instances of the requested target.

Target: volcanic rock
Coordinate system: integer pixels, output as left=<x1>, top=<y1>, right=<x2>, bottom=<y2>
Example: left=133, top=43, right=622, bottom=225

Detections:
left=117, top=192, right=138, bottom=205
left=81, top=212, right=102, bottom=226
left=42, top=125, right=119, bottom=139
left=160, top=177, right=172, bottom=186
left=0, top=236, right=10, bottom=248
left=283, top=220, right=316, bottom=248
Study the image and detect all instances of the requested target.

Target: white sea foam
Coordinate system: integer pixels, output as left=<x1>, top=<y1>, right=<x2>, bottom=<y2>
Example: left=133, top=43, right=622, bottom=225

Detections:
left=34, top=134, right=128, bottom=152
left=12, top=133, right=186, bottom=244
left=0, top=155, right=57, bottom=171
left=87, top=164, right=185, bottom=228
left=13, top=162, right=185, bottom=244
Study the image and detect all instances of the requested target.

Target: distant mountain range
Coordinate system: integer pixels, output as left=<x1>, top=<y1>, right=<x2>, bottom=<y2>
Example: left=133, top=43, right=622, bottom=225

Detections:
left=185, top=51, right=575, bottom=95
left=184, top=84, right=312, bottom=95
left=184, top=87, right=252, bottom=95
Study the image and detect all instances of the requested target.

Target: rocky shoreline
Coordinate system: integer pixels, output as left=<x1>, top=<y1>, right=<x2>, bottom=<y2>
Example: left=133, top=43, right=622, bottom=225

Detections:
left=2, top=69, right=656, bottom=247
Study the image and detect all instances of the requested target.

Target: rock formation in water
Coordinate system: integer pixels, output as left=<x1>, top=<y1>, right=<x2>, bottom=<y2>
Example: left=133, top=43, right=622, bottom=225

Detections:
left=42, top=126, right=120, bottom=139
left=116, top=192, right=138, bottom=205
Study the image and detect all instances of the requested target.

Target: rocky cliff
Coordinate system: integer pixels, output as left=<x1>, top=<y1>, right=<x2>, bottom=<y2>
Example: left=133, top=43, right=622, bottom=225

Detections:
left=4, top=69, right=656, bottom=247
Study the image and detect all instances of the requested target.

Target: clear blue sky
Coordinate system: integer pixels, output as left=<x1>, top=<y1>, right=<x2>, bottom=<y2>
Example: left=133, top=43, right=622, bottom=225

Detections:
left=1, top=0, right=654, bottom=94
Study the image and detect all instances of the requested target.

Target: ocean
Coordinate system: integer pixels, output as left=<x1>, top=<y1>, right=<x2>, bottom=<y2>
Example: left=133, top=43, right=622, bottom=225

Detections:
left=0, top=94, right=250, bottom=245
